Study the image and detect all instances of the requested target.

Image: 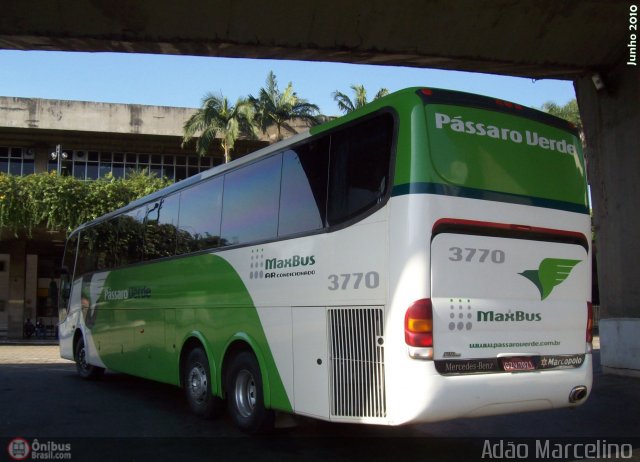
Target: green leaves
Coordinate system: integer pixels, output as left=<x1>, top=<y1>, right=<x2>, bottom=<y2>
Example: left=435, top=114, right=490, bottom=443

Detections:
left=182, top=93, right=257, bottom=163
left=249, top=71, right=320, bottom=141
left=0, top=171, right=171, bottom=236
left=184, top=71, right=322, bottom=152
left=332, top=84, right=390, bottom=114
left=541, top=99, right=582, bottom=133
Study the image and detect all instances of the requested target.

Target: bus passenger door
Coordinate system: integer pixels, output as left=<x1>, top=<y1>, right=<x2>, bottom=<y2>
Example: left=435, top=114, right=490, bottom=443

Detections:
left=292, top=306, right=329, bottom=418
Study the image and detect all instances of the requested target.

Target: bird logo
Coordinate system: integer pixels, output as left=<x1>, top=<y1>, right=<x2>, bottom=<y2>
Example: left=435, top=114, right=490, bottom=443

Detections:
left=519, top=258, right=581, bottom=300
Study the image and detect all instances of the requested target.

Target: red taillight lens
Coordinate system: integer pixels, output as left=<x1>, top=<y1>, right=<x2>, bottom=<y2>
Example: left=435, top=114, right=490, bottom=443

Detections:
left=405, top=299, right=433, bottom=347
left=586, top=302, right=594, bottom=343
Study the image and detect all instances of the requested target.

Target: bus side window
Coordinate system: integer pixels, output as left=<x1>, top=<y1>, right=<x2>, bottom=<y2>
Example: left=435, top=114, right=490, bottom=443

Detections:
left=278, top=138, right=329, bottom=236
left=177, top=177, right=223, bottom=253
left=221, top=154, right=282, bottom=246
left=145, top=194, right=180, bottom=260
left=94, top=220, right=118, bottom=270
left=327, top=113, right=394, bottom=226
left=76, top=229, right=97, bottom=276
left=117, top=207, right=145, bottom=266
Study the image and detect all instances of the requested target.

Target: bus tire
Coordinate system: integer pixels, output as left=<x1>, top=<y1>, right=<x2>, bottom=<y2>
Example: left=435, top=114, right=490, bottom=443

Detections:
left=226, top=351, right=274, bottom=433
left=74, top=337, right=104, bottom=380
left=184, top=347, right=223, bottom=419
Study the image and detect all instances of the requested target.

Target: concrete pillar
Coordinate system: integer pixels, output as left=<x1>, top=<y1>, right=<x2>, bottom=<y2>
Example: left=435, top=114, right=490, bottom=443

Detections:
left=575, top=61, right=640, bottom=376
left=0, top=254, right=9, bottom=337
left=7, top=240, right=26, bottom=338
left=34, top=146, right=50, bottom=173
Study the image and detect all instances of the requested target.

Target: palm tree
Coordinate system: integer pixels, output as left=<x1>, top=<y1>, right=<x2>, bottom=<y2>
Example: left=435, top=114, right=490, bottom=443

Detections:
left=541, top=99, right=583, bottom=145
left=182, top=93, right=257, bottom=163
left=541, top=99, right=582, bottom=132
left=249, top=71, right=320, bottom=142
left=332, top=84, right=390, bottom=114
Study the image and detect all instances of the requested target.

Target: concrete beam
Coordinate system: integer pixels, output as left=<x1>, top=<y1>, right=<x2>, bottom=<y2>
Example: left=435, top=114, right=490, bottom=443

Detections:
left=0, top=0, right=629, bottom=79
left=0, top=97, right=196, bottom=137
left=0, top=97, right=308, bottom=150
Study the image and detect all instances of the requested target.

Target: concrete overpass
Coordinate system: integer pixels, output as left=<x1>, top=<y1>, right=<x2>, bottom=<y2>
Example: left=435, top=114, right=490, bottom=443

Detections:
left=1, top=0, right=638, bottom=375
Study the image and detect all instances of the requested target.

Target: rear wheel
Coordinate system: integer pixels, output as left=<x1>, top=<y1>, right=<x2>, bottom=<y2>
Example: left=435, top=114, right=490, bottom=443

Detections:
left=184, top=347, right=223, bottom=418
left=74, top=337, right=104, bottom=380
left=226, top=351, right=274, bottom=433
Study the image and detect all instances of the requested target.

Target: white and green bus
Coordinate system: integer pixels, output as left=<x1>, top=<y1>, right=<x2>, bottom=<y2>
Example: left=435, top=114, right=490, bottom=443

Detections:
left=59, top=87, right=593, bottom=432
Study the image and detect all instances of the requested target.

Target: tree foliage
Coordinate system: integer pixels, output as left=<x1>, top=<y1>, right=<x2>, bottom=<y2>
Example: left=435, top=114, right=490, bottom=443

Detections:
left=0, top=171, right=172, bottom=235
left=332, top=84, right=390, bottom=114
left=541, top=99, right=582, bottom=133
left=182, top=93, right=258, bottom=163
left=249, top=71, right=320, bottom=141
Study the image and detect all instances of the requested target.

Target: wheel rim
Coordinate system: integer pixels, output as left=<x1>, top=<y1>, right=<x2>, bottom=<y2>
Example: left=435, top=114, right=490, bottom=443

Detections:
left=234, top=369, right=257, bottom=418
left=188, top=363, right=208, bottom=403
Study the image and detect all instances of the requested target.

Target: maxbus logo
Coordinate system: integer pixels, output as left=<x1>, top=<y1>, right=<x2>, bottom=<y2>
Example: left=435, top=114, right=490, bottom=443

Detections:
left=249, top=248, right=316, bottom=279
left=249, top=248, right=317, bottom=280
left=477, top=310, right=542, bottom=322
left=265, top=255, right=315, bottom=270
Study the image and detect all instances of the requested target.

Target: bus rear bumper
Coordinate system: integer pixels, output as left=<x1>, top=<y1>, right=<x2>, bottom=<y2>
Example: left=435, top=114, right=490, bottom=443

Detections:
left=386, top=353, right=593, bottom=425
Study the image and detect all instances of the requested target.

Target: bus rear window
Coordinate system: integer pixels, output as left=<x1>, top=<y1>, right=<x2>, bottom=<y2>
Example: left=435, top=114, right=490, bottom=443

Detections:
left=424, top=103, right=588, bottom=212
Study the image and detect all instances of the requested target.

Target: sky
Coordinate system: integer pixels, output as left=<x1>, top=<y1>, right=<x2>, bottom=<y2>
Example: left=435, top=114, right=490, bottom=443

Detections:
left=0, top=50, right=576, bottom=116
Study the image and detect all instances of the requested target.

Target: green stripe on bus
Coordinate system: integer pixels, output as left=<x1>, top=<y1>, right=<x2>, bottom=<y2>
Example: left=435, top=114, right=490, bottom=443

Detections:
left=88, top=253, right=293, bottom=413
left=391, top=182, right=590, bottom=215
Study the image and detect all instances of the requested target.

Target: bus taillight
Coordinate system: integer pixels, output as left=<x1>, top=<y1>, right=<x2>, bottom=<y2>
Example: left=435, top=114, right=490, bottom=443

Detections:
left=405, top=299, right=433, bottom=347
left=586, top=302, right=594, bottom=343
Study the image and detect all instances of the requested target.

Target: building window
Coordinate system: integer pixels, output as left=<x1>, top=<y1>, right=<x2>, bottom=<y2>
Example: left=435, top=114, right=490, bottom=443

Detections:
left=47, top=149, right=217, bottom=180
left=0, top=147, right=35, bottom=175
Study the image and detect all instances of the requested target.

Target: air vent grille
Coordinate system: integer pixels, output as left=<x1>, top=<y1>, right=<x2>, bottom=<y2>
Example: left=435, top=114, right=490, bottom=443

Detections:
left=328, top=307, right=386, bottom=418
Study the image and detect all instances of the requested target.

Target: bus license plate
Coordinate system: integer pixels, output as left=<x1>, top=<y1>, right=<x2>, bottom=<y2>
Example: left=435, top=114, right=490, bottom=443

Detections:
left=501, top=357, right=535, bottom=372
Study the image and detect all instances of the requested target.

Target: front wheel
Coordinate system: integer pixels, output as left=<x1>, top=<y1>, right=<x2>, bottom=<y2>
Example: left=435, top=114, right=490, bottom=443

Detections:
left=226, top=351, right=274, bottom=433
left=74, top=337, right=104, bottom=380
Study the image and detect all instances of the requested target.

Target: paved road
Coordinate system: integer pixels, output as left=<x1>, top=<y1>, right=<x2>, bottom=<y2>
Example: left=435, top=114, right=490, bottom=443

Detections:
left=0, top=344, right=638, bottom=461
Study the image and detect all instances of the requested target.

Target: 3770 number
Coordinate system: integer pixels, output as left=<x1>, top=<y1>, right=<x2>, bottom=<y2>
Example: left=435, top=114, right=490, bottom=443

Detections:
left=448, top=247, right=506, bottom=264
left=328, top=272, right=380, bottom=290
